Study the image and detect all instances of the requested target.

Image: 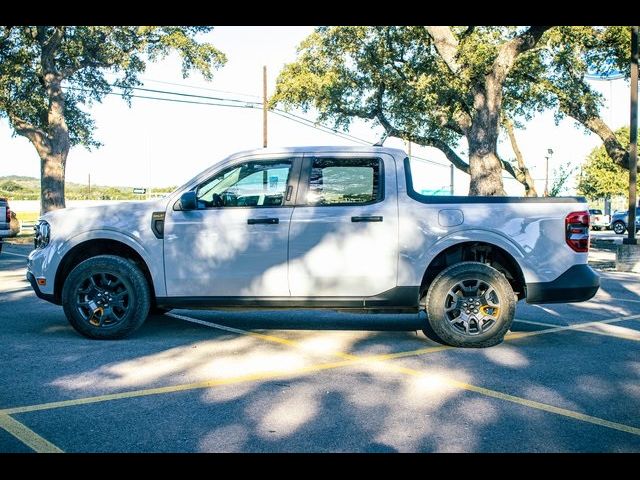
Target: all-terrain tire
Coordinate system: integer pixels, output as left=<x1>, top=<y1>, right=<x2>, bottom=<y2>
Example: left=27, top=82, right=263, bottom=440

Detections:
left=62, top=255, right=151, bottom=339
left=423, top=261, right=516, bottom=348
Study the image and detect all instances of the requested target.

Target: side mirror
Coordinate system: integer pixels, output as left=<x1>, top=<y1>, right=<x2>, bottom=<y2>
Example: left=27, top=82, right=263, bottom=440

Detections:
left=179, top=191, right=197, bottom=211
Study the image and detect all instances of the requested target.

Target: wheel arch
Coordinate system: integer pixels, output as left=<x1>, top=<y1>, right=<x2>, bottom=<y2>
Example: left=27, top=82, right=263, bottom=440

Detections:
left=54, top=238, right=158, bottom=305
left=419, top=241, right=526, bottom=302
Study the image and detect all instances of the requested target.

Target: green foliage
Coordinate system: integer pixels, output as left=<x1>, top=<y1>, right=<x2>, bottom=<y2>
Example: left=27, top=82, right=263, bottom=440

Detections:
left=526, top=26, right=631, bottom=128
left=548, top=161, right=578, bottom=197
left=0, top=180, right=24, bottom=191
left=577, top=127, right=632, bottom=200
left=0, top=26, right=226, bottom=148
left=272, top=26, right=547, bottom=148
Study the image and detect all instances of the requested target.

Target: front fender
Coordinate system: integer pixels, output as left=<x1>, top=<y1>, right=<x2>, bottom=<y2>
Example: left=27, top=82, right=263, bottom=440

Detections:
left=50, top=229, right=165, bottom=296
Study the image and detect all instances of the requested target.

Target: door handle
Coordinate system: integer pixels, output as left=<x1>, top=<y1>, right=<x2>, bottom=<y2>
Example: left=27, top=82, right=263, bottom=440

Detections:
left=351, top=216, right=383, bottom=222
left=247, top=218, right=279, bottom=225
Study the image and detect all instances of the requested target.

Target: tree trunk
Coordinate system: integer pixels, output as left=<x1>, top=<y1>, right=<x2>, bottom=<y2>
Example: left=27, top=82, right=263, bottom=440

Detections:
left=467, top=84, right=506, bottom=196
left=468, top=148, right=506, bottom=195
left=41, top=73, right=70, bottom=213
left=38, top=151, right=67, bottom=213
left=504, top=119, right=538, bottom=196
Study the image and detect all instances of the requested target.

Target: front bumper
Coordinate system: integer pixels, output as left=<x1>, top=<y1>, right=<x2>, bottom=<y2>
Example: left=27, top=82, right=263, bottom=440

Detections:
left=26, top=270, right=58, bottom=305
left=525, top=264, right=600, bottom=304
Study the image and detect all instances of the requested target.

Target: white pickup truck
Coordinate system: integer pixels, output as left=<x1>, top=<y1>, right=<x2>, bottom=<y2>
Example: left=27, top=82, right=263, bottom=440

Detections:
left=27, top=146, right=599, bottom=347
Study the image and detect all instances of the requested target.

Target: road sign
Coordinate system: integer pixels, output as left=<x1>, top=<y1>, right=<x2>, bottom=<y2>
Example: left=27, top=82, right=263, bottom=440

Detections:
left=133, top=188, right=147, bottom=194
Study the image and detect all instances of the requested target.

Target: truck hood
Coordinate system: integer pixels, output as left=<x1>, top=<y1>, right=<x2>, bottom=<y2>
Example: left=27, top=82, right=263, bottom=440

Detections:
left=40, top=198, right=170, bottom=242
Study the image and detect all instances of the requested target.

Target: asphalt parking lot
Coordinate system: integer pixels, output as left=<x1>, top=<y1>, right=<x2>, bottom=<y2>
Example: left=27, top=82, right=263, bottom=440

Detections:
left=1, top=241, right=639, bottom=452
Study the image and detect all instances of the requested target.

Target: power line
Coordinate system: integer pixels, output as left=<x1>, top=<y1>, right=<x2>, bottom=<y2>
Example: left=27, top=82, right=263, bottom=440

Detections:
left=65, top=83, right=453, bottom=169
left=64, top=86, right=260, bottom=109
left=140, top=77, right=262, bottom=100
left=126, top=85, right=263, bottom=105
left=122, top=83, right=378, bottom=146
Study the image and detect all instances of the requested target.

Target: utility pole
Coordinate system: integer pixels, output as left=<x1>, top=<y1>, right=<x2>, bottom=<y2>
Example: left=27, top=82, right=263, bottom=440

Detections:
left=625, top=26, right=638, bottom=245
left=450, top=164, right=454, bottom=195
left=543, top=148, right=553, bottom=197
left=407, top=140, right=412, bottom=158
left=88, top=173, right=91, bottom=197
left=263, top=65, right=268, bottom=148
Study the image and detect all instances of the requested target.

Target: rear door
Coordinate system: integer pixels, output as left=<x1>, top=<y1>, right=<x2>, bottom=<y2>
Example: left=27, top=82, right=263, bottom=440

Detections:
left=287, top=153, right=399, bottom=297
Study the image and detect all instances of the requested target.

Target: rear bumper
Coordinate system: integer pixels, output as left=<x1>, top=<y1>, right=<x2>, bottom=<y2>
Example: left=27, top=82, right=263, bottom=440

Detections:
left=26, top=270, right=58, bottom=304
left=525, top=264, right=600, bottom=304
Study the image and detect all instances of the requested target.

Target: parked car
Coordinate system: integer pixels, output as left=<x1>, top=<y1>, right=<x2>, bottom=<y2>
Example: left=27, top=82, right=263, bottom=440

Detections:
left=26, top=146, right=599, bottom=348
left=610, top=210, right=640, bottom=234
left=588, top=208, right=611, bottom=231
left=0, top=197, right=13, bottom=253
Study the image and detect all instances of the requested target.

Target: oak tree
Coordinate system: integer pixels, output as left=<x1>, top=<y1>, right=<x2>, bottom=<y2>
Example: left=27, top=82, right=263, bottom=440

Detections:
left=272, top=26, right=551, bottom=196
left=0, top=26, right=226, bottom=212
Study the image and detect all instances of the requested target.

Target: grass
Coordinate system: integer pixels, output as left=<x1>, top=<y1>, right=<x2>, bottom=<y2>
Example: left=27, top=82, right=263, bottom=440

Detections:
left=2, top=211, right=38, bottom=245
left=16, top=211, right=40, bottom=223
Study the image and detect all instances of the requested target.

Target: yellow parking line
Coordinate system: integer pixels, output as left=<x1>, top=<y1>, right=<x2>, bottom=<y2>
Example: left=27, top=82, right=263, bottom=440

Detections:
left=3, top=311, right=640, bottom=446
left=381, top=364, right=640, bottom=437
left=167, top=313, right=360, bottom=360
left=0, top=358, right=357, bottom=416
left=171, top=312, right=640, bottom=437
left=0, top=414, right=63, bottom=453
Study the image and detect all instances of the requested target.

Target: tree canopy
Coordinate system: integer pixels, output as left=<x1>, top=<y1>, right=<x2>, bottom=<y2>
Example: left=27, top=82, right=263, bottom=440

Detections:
left=272, top=26, right=552, bottom=195
left=522, top=26, right=634, bottom=171
left=0, top=26, right=226, bottom=212
left=272, top=26, right=635, bottom=196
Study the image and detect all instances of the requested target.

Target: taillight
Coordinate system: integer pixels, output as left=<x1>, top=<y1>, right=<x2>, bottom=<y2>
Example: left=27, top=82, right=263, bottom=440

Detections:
left=565, top=211, right=590, bottom=252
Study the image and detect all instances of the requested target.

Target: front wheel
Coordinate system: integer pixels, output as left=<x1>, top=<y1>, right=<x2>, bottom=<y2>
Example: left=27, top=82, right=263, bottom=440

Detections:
left=423, top=262, right=516, bottom=348
left=613, top=221, right=626, bottom=235
left=62, top=255, right=151, bottom=339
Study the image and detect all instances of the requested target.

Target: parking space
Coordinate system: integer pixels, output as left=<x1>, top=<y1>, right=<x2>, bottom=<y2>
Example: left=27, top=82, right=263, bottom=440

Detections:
left=1, top=242, right=639, bottom=452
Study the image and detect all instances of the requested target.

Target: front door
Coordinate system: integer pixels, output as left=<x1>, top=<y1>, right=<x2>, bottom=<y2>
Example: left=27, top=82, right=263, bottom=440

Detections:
left=164, top=157, right=298, bottom=297
left=288, top=154, right=399, bottom=297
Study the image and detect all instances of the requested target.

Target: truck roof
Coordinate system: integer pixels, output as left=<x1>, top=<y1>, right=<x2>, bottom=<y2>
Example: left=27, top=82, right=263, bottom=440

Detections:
left=224, top=145, right=408, bottom=160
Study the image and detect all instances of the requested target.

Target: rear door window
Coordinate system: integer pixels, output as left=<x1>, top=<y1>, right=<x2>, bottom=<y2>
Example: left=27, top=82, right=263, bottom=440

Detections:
left=305, top=158, right=382, bottom=206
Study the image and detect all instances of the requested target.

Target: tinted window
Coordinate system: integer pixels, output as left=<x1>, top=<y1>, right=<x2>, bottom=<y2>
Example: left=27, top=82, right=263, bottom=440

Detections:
left=306, top=158, right=381, bottom=206
left=197, top=160, right=292, bottom=208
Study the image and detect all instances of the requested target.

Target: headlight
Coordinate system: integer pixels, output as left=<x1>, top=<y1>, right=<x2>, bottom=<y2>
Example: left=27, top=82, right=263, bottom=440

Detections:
left=34, top=220, right=50, bottom=249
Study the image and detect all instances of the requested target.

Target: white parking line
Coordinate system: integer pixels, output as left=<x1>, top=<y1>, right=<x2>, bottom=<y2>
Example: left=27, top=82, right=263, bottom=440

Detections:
left=1, top=251, right=28, bottom=258
left=515, top=315, right=640, bottom=341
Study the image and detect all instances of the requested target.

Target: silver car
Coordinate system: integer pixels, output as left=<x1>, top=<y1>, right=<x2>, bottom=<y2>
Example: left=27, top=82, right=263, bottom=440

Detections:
left=611, top=210, right=640, bottom=234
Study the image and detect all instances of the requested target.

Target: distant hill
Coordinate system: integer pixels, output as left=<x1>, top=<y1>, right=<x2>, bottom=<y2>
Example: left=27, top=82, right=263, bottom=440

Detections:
left=0, top=176, right=176, bottom=201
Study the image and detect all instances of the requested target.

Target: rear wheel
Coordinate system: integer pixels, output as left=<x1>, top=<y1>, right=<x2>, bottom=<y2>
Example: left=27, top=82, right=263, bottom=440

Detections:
left=613, top=221, right=626, bottom=235
left=423, top=262, right=515, bottom=348
left=62, top=255, right=150, bottom=339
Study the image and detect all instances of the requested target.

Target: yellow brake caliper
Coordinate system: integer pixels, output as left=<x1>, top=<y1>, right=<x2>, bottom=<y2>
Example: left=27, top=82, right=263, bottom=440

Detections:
left=89, top=306, right=104, bottom=326
left=479, top=305, right=499, bottom=317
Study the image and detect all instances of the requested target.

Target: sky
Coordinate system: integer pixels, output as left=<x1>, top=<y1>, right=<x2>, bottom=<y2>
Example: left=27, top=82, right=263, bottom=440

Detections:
left=0, top=26, right=634, bottom=196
